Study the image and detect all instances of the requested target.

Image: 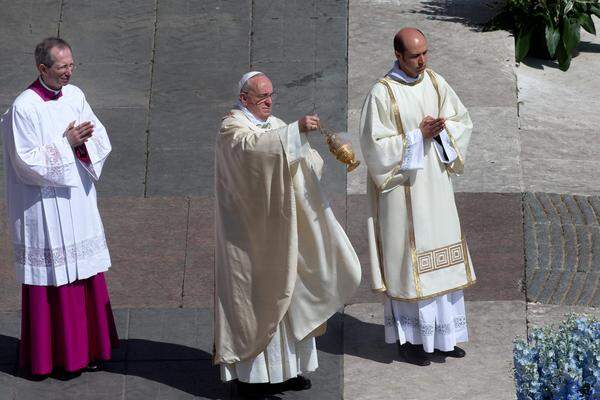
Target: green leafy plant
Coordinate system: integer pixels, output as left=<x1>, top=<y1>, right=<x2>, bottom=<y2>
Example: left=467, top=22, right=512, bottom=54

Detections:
left=484, top=0, right=600, bottom=70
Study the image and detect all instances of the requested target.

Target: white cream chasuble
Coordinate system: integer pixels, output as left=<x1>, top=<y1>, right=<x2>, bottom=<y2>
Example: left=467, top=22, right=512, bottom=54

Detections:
left=214, top=109, right=361, bottom=379
left=360, top=67, right=476, bottom=301
left=1, top=83, right=112, bottom=287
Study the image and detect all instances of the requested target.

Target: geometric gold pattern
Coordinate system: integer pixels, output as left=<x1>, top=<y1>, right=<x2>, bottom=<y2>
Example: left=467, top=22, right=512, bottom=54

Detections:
left=417, top=241, right=464, bottom=274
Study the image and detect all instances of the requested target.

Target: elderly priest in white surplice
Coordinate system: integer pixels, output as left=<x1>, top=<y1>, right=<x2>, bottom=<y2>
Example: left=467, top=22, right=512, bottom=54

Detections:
left=214, top=71, right=361, bottom=398
left=360, top=28, right=476, bottom=366
left=1, top=37, right=117, bottom=378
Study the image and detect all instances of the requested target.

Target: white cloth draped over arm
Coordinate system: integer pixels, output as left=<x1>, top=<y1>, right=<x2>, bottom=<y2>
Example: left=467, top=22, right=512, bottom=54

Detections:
left=5, top=105, right=80, bottom=187
left=277, top=121, right=303, bottom=163
left=430, top=71, right=473, bottom=174
left=359, top=83, right=413, bottom=193
left=77, top=95, right=111, bottom=180
left=432, top=130, right=458, bottom=164
left=280, top=124, right=324, bottom=179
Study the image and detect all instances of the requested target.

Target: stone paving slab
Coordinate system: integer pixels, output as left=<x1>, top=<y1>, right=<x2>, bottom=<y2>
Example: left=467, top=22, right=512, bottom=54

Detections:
left=452, top=106, right=522, bottom=193
left=100, top=197, right=189, bottom=309
left=146, top=143, right=216, bottom=197
left=456, top=192, right=525, bottom=302
left=182, top=197, right=214, bottom=308
left=127, top=308, right=212, bottom=361
left=60, top=0, right=156, bottom=65
left=517, top=18, right=600, bottom=196
left=0, top=0, right=59, bottom=100
left=0, top=202, right=18, bottom=312
left=521, top=159, right=600, bottom=197
left=526, top=303, right=600, bottom=331
left=94, top=107, right=148, bottom=197
left=347, top=0, right=518, bottom=195
left=343, top=301, right=525, bottom=400
left=73, top=64, right=151, bottom=109
left=524, top=192, right=600, bottom=306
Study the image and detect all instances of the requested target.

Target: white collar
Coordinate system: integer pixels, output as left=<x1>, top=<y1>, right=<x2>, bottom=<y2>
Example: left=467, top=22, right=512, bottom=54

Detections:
left=38, top=77, right=61, bottom=94
left=387, top=61, right=420, bottom=83
left=235, top=100, right=271, bottom=126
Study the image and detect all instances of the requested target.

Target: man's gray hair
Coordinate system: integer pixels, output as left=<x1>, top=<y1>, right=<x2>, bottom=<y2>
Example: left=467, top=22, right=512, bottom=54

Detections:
left=240, top=72, right=265, bottom=93
left=35, top=37, right=71, bottom=67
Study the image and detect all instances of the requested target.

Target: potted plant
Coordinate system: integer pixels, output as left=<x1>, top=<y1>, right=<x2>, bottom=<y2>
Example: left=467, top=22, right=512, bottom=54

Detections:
left=484, top=0, right=600, bottom=70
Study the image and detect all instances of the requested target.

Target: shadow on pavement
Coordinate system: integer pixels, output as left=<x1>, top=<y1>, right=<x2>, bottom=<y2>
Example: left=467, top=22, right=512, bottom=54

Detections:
left=0, top=335, right=230, bottom=399
left=340, top=315, right=451, bottom=366
left=522, top=41, right=600, bottom=70
left=0, top=334, right=18, bottom=374
left=340, top=314, right=395, bottom=364
left=576, top=41, right=600, bottom=54
left=410, top=0, right=502, bottom=30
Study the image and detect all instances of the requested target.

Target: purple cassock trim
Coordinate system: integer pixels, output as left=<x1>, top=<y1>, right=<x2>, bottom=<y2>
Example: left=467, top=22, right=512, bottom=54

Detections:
left=27, top=79, right=92, bottom=163
left=27, top=78, right=63, bottom=102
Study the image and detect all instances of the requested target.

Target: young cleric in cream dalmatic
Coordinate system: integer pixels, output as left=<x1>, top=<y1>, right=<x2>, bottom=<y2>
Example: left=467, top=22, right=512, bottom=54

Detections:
left=214, top=72, right=361, bottom=398
left=360, top=28, right=476, bottom=366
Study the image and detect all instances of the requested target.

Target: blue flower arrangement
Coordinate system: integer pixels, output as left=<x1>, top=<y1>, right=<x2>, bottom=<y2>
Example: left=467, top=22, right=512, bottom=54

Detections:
left=514, top=314, right=600, bottom=399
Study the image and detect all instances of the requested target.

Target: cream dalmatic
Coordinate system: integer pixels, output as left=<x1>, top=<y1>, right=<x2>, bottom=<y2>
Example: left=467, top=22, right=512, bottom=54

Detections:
left=360, top=68, right=476, bottom=301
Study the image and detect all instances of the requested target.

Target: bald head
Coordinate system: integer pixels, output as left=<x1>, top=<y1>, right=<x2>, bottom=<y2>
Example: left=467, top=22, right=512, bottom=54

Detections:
left=393, top=28, right=428, bottom=78
left=393, top=28, right=426, bottom=54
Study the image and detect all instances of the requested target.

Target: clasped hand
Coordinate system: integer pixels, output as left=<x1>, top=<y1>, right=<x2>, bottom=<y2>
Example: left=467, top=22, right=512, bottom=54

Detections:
left=419, top=116, right=445, bottom=139
left=65, top=121, right=94, bottom=147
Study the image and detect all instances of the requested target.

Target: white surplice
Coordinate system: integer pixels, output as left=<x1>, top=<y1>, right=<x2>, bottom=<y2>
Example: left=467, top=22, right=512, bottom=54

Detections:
left=384, top=291, right=468, bottom=353
left=1, top=83, right=112, bottom=286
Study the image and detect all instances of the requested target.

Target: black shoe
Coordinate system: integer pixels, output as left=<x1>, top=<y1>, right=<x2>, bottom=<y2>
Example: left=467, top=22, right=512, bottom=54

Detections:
left=284, top=375, right=312, bottom=391
left=437, top=346, right=466, bottom=358
left=17, top=368, right=48, bottom=381
left=85, top=361, right=102, bottom=372
left=51, top=368, right=82, bottom=381
left=399, top=342, right=430, bottom=366
left=235, top=381, right=271, bottom=399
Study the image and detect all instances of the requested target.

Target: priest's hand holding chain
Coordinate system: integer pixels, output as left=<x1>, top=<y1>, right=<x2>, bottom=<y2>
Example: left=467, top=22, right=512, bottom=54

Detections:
left=65, top=121, right=94, bottom=147
left=299, top=115, right=320, bottom=133
left=419, top=116, right=445, bottom=139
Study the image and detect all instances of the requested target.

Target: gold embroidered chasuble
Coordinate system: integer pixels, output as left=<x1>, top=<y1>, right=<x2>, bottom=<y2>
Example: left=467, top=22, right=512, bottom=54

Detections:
left=214, top=109, right=361, bottom=365
left=360, top=69, right=476, bottom=301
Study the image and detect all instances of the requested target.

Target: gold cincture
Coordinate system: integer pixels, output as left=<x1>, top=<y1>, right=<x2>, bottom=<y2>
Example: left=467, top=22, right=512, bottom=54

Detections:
left=319, top=125, right=360, bottom=172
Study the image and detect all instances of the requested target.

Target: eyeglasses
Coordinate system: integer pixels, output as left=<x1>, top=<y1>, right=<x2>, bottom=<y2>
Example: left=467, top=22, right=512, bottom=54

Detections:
left=52, top=63, right=75, bottom=73
left=243, top=91, right=276, bottom=104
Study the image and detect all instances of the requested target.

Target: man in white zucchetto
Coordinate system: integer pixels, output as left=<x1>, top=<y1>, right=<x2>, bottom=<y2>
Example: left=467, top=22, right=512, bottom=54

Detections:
left=213, top=71, right=361, bottom=398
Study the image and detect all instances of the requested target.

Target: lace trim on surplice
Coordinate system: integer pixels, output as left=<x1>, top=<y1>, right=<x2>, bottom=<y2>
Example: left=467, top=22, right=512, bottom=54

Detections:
left=14, top=235, right=108, bottom=268
left=90, top=135, right=110, bottom=159
left=384, top=314, right=467, bottom=337
left=43, top=142, right=66, bottom=182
